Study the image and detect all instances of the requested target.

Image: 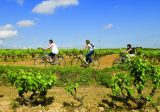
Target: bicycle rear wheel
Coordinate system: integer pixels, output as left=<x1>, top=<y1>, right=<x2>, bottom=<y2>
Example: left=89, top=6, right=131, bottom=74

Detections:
left=91, top=57, right=100, bottom=68
left=71, top=57, right=83, bottom=67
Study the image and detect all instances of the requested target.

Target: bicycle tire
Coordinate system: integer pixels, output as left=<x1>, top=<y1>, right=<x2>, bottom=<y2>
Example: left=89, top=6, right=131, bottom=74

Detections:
left=91, top=57, right=100, bottom=68
left=56, top=56, right=66, bottom=66
left=112, top=58, right=121, bottom=65
left=33, top=56, right=47, bottom=67
left=71, top=57, right=83, bottom=67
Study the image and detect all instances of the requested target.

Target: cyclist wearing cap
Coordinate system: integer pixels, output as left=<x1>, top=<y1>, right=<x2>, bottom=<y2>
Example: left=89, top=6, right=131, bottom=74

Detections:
left=44, top=39, right=59, bottom=62
left=85, top=40, right=94, bottom=64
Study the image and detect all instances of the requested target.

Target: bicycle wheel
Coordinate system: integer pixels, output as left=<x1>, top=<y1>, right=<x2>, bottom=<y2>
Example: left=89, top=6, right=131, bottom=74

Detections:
left=71, top=57, right=83, bottom=67
left=56, top=56, right=66, bottom=66
left=91, top=57, right=100, bottom=68
left=112, top=58, right=121, bottom=65
left=33, top=56, right=47, bottom=67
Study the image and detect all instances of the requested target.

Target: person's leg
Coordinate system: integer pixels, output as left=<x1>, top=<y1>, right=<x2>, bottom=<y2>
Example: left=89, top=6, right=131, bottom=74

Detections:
left=86, top=50, right=94, bottom=64
left=86, top=54, right=89, bottom=64
left=48, top=53, right=52, bottom=62
left=50, top=53, right=56, bottom=62
left=126, top=54, right=134, bottom=61
left=130, top=54, right=135, bottom=57
left=88, top=50, right=94, bottom=63
left=49, top=53, right=55, bottom=62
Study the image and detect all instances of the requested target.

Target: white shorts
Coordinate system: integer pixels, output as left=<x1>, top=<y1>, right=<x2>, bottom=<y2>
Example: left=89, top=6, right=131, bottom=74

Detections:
left=127, top=54, right=135, bottom=57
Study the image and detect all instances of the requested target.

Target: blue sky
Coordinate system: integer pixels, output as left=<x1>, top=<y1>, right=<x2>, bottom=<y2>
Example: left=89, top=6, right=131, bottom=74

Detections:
left=0, top=0, right=160, bottom=48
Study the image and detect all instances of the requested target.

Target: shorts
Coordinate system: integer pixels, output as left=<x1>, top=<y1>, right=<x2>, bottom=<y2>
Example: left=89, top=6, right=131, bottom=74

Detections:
left=127, top=54, right=135, bottom=57
left=49, top=52, right=56, bottom=58
left=127, top=54, right=135, bottom=61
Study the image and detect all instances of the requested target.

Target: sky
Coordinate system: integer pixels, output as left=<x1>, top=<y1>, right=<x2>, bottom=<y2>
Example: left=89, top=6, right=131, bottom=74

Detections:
left=0, top=0, right=160, bottom=49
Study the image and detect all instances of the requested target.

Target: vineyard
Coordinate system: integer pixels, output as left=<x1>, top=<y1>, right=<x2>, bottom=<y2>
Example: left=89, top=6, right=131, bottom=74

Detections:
left=0, top=48, right=160, bottom=64
left=0, top=48, right=160, bottom=112
left=0, top=49, right=120, bottom=62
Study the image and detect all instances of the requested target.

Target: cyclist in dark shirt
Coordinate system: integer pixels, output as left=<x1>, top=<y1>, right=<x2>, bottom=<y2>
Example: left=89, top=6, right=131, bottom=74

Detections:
left=123, top=44, right=136, bottom=59
left=125, top=44, right=135, bottom=54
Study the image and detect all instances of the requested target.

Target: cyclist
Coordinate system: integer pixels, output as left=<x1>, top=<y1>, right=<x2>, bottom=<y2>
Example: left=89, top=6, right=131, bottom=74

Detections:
left=44, top=39, right=59, bottom=62
left=124, top=44, right=136, bottom=58
left=85, top=40, right=94, bottom=65
left=113, top=44, right=136, bottom=65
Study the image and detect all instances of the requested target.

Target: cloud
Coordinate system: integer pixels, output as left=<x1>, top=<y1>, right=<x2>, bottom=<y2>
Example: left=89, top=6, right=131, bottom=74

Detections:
left=16, top=0, right=24, bottom=5
left=32, top=0, right=79, bottom=14
left=0, top=24, right=18, bottom=40
left=16, top=20, right=35, bottom=27
left=104, top=24, right=113, bottom=30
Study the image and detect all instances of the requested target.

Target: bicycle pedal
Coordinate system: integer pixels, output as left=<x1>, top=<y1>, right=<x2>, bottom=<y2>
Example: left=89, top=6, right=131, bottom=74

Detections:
left=47, top=61, right=52, bottom=63
left=81, top=64, right=86, bottom=67
left=81, top=64, right=89, bottom=67
left=50, top=62, right=57, bottom=65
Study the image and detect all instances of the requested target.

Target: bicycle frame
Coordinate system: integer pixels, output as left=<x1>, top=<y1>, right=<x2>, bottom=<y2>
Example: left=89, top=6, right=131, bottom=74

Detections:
left=40, top=51, right=49, bottom=58
left=80, top=54, right=88, bottom=64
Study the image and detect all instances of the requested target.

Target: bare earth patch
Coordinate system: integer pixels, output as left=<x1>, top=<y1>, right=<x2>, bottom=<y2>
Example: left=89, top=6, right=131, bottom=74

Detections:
left=0, top=86, right=109, bottom=112
left=99, top=54, right=119, bottom=69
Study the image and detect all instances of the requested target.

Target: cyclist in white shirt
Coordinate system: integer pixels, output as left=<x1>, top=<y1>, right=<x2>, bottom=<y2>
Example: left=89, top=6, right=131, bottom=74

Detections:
left=44, top=39, right=59, bottom=62
left=85, top=40, right=94, bottom=64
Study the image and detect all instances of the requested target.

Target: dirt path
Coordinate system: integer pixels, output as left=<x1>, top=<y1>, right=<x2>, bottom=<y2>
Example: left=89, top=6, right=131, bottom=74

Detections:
left=0, top=60, right=34, bottom=66
left=0, top=86, right=110, bottom=112
left=99, top=54, right=118, bottom=69
left=0, top=54, right=119, bottom=69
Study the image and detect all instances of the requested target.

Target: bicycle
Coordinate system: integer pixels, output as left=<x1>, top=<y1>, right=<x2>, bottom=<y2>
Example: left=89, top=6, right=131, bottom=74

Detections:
left=112, top=52, right=128, bottom=65
left=71, top=51, right=100, bottom=68
left=34, top=51, right=66, bottom=67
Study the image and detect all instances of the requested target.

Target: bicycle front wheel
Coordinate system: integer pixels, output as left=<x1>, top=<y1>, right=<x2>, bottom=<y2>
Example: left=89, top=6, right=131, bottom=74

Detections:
left=112, top=58, right=121, bottom=66
left=71, top=57, right=83, bottom=67
left=56, top=56, right=66, bottom=66
left=33, top=56, right=47, bottom=67
left=91, top=57, right=100, bottom=68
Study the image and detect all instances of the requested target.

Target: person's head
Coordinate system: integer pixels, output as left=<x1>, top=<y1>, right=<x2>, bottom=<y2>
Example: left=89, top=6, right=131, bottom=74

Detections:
left=49, top=39, right=53, bottom=44
left=85, top=40, right=90, bottom=44
left=127, top=44, right=131, bottom=48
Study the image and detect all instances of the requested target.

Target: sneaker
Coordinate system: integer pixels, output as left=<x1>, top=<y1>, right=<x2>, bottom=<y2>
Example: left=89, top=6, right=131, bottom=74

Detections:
left=81, top=64, right=89, bottom=67
left=50, top=62, right=57, bottom=65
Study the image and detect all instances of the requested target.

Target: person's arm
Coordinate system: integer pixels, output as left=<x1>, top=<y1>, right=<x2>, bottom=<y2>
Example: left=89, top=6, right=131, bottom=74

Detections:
left=80, top=44, right=88, bottom=52
left=125, top=48, right=132, bottom=53
left=122, top=48, right=131, bottom=53
left=44, top=44, right=53, bottom=50
left=86, top=44, right=93, bottom=49
left=85, top=44, right=88, bottom=49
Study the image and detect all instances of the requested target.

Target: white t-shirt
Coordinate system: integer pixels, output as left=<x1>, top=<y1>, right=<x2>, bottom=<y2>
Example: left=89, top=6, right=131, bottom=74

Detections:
left=49, top=43, right=59, bottom=54
left=86, top=44, right=94, bottom=51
